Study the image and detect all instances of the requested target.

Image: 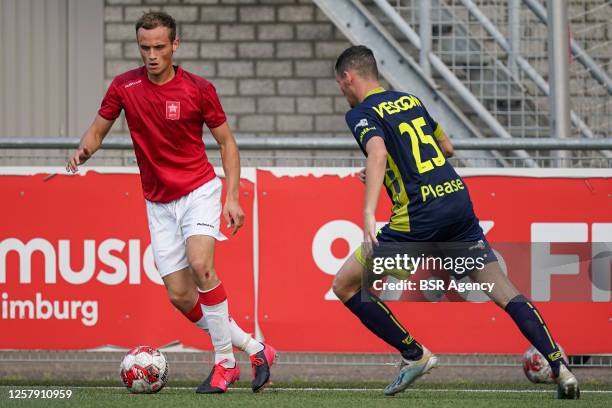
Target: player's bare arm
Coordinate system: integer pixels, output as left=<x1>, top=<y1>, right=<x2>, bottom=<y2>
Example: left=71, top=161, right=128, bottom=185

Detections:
left=66, top=115, right=115, bottom=173
left=211, top=122, right=244, bottom=235
left=363, top=136, right=387, bottom=247
left=437, top=130, right=454, bottom=158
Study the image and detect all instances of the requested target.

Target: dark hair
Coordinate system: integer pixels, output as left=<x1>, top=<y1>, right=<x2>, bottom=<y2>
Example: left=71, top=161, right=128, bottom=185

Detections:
left=334, top=45, right=379, bottom=79
left=135, top=11, right=177, bottom=42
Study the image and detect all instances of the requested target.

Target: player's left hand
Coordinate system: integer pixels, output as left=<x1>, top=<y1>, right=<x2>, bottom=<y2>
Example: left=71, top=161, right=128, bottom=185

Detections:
left=358, top=167, right=366, bottom=184
left=223, top=199, right=244, bottom=235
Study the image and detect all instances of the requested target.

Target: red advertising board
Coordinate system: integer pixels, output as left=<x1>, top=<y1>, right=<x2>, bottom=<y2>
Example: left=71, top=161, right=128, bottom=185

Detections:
left=0, top=168, right=610, bottom=354
left=256, top=169, right=612, bottom=354
left=0, top=171, right=255, bottom=350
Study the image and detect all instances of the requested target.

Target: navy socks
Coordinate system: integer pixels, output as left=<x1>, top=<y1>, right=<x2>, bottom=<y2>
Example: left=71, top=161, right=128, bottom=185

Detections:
left=505, top=295, right=564, bottom=376
left=344, top=291, right=423, bottom=360
left=344, top=291, right=564, bottom=372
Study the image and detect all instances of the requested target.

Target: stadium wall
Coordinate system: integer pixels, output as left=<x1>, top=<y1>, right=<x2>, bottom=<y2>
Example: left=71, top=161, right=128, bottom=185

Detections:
left=1, top=0, right=609, bottom=142
left=103, top=0, right=354, bottom=139
left=1, top=167, right=610, bottom=355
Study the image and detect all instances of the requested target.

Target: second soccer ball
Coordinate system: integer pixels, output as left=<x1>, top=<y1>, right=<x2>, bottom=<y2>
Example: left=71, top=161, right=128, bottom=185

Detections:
left=522, top=344, right=567, bottom=384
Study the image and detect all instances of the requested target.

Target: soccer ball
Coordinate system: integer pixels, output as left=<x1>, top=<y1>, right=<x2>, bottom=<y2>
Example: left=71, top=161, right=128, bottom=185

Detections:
left=522, top=344, right=566, bottom=384
left=120, top=346, right=168, bottom=393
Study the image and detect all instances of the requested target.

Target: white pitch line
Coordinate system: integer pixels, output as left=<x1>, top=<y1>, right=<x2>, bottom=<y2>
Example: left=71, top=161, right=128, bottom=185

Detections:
left=255, top=388, right=612, bottom=394
left=1, top=386, right=611, bottom=394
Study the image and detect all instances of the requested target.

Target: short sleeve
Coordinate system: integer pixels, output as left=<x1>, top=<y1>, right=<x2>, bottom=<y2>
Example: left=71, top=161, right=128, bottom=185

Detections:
left=345, top=109, right=385, bottom=149
left=422, top=104, right=445, bottom=141
left=98, top=79, right=123, bottom=121
left=201, top=83, right=227, bottom=129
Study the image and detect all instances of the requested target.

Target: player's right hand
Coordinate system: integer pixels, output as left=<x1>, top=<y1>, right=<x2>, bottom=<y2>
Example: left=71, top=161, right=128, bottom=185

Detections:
left=358, top=167, right=366, bottom=184
left=363, top=212, right=379, bottom=257
left=66, top=147, right=92, bottom=173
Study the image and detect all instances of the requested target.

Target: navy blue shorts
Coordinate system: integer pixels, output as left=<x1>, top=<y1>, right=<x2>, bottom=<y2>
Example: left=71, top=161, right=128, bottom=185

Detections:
left=374, top=216, right=498, bottom=277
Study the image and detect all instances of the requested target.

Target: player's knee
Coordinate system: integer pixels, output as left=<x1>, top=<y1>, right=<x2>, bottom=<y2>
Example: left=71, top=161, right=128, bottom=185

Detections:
left=332, top=275, right=359, bottom=303
left=332, top=278, right=344, bottom=299
left=190, top=258, right=216, bottom=282
left=167, top=287, right=194, bottom=312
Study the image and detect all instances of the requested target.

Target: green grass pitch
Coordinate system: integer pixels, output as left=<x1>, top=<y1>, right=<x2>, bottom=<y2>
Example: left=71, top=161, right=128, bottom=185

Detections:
left=2, top=382, right=611, bottom=408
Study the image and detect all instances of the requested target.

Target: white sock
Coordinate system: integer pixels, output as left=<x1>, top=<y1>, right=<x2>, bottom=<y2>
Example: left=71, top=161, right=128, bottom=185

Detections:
left=229, top=317, right=264, bottom=356
left=201, top=298, right=235, bottom=367
left=191, top=309, right=263, bottom=356
left=194, top=312, right=209, bottom=333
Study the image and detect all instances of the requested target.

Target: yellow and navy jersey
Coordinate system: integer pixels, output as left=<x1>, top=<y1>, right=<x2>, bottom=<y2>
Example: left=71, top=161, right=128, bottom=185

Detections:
left=346, top=87, right=475, bottom=232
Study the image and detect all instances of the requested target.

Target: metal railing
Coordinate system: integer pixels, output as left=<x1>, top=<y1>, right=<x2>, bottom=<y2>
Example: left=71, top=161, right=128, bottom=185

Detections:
left=370, top=0, right=538, bottom=166
left=379, top=0, right=612, bottom=145
left=2, top=136, right=611, bottom=151
left=523, top=0, right=612, bottom=139
left=376, top=0, right=552, bottom=140
left=0, top=136, right=611, bottom=168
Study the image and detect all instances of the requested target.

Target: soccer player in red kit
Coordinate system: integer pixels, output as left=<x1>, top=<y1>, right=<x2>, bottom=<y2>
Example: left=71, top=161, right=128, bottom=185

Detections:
left=66, top=12, right=276, bottom=394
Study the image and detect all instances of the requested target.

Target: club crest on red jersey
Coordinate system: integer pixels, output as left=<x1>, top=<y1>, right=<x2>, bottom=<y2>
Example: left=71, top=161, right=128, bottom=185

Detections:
left=166, top=101, right=180, bottom=120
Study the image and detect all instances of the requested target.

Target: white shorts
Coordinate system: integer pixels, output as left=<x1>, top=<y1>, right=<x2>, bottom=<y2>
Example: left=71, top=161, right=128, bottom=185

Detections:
left=145, top=177, right=227, bottom=277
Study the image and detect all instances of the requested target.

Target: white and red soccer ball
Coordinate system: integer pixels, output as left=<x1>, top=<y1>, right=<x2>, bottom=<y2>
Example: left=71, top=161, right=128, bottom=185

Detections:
left=120, top=346, right=168, bottom=393
left=522, top=344, right=567, bottom=384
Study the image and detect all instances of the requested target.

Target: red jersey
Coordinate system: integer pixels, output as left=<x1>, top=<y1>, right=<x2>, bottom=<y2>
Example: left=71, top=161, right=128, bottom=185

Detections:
left=98, top=66, right=226, bottom=202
